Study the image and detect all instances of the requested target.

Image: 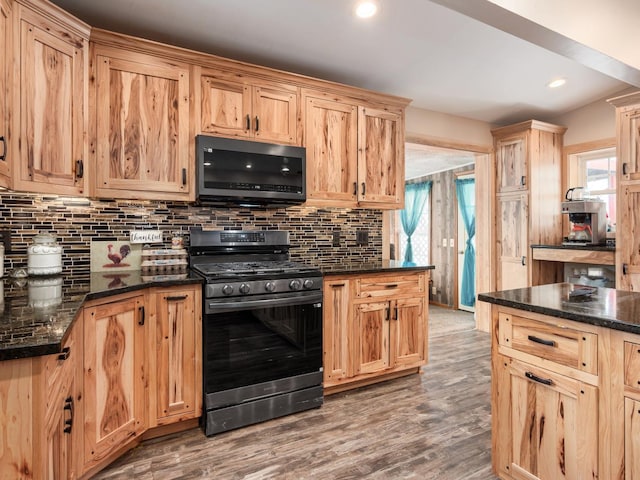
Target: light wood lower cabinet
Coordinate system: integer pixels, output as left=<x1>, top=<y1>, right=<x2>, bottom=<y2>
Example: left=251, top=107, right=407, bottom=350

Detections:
left=323, top=270, right=429, bottom=394
left=82, top=292, right=147, bottom=472
left=492, top=306, right=608, bottom=480
left=148, top=286, right=202, bottom=427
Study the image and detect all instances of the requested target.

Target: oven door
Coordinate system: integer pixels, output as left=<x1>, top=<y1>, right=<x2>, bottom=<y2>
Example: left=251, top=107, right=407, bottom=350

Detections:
left=203, top=291, right=323, bottom=408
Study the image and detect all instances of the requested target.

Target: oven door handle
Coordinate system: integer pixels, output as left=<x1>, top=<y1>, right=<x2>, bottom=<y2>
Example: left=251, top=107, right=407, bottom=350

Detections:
left=207, top=292, right=323, bottom=313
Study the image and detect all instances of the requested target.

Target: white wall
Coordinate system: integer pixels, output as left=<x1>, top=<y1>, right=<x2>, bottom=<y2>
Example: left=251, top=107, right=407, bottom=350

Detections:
left=550, top=87, right=638, bottom=146
left=487, top=0, right=640, bottom=70
left=405, top=106, right=493, bottom=148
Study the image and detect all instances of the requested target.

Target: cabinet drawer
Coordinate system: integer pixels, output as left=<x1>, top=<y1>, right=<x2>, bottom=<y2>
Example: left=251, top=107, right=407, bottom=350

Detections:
left=355, top=273, right=424, bottom=298
left=41, top=329, right=76, bottom=396
left=499, top=313, right=598, bottom=375
left=624, top=342, right=640, bottom=391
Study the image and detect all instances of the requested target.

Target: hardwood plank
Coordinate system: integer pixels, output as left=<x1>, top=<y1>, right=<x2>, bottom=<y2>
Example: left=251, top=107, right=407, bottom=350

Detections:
left=93, top=306, right=497, bottom=479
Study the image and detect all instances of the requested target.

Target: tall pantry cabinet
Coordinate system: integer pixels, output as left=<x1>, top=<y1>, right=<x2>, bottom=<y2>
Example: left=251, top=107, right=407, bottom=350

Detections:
left=492, top=120, right=566, bottom=290
left=609, top=91, right=640, bottom=292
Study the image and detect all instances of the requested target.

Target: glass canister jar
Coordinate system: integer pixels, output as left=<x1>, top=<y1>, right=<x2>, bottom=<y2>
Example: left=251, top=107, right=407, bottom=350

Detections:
left=27, top=234, right=63, bottom=276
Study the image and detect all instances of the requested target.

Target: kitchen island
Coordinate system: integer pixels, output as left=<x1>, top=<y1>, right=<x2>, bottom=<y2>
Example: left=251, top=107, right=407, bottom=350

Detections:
left=479, top=283, right=640, bottom=480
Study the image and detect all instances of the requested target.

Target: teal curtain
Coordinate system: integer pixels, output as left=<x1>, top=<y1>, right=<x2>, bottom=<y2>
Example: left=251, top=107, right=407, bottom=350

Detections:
left=400, top=181, right=432, bottom=263
left=456, top=178, right=476, bottom=307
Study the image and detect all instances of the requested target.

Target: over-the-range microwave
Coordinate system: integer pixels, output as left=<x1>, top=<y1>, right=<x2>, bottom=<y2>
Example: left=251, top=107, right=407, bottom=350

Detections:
left=196, top=135, right=306, bottom=207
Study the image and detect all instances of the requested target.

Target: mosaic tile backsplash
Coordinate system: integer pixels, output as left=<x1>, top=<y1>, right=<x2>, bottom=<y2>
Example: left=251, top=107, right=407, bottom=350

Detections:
left=0, top=193, right=383, bottom=280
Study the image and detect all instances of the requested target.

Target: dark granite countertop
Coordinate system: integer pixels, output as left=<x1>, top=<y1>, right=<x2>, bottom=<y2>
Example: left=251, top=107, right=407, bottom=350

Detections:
left=531, top=243, right=615, bottom=252
left=0, top=271, right=202, bottom=361
left=321, top=260, right=435, bottom=276
left=478, top=283, right=640, bottom=335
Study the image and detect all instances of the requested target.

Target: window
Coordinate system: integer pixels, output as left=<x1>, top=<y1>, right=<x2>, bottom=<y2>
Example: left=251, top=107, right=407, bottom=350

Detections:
left=397, top=194, right=431, bottom=264
left=576, top=147, right=616, bottom=228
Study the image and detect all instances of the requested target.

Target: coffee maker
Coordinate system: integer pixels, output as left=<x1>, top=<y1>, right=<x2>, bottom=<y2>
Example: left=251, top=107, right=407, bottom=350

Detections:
left=561, top=199, right=607, bottom=245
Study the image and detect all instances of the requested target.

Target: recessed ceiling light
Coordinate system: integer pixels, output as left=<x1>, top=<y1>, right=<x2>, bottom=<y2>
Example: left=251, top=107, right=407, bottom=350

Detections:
left=547, top=78, right=566, bottom=88
left=355, top=1, right=378, bottom=18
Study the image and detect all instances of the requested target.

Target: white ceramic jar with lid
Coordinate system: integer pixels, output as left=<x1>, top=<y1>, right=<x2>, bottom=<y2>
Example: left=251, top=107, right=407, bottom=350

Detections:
left=27, top=234, right=63, bottom=276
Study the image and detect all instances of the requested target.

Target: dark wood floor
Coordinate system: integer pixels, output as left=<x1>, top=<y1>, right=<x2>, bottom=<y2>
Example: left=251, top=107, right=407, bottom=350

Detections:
left=94, top=306, right=497, bottom=479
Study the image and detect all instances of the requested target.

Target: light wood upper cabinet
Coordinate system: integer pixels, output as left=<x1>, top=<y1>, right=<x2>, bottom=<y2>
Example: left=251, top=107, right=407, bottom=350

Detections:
left=495, top=135, right=527, bottom=193
left=357, top=106, right=403, bottom=207
left=148, top=286, right=202, bottom=427
left=82, top=293, right=147, bottom=473
left=303, top=90, right=405, bottom=209
left=12, top=0, right=89, bottom=196
left=0, top=0, right=11, bottom=189
left=492, top=120, right=565, bottom=288
left=303, top=93, right=358, bottom=205
left=609, top=93, right=640, bottom=291
left=92, top=49, right=191, bottom=200
left=197, top=68, right=298, bottom=145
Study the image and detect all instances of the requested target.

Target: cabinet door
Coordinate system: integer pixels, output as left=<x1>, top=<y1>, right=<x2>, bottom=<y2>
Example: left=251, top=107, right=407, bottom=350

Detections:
left=508, top=361, right=598, bottom=480
left=354, top=301, right=390, bottom=375
left=357, top=107, right=403, bottom=208
left=199, top=74, right=252, bottom=138
left=252, top=84, right=297, bottom=145
left=15, top=14, right=87, bottom=195
left=617, top=184, right=640, bottom=290
left=496, top=135, right=527, bottom=193
left=83, top=295, right=146, bottom=470
left=44, top=378, right=75, bottom=480
left=619, top=107, right=640, bottom=182
left=304, top=95, right=358, bottom=205
left=95, top=55, right=190, bottom=200
left=392, top=297, right=426, bottom=368
left=625, top=397, right=640, bottom=480
left=323, top=279, right=351, bottom=384
left=497, top=193, right=529, bottom=290
left=152, top=287, right=200, bottom=426
left=0, top=0, right=10, bottom=188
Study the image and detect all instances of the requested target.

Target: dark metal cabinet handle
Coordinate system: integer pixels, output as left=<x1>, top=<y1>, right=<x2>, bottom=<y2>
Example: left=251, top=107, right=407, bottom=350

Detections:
left=138, top=306, right=145, bottom=326
left=521, top=256, right=526, bottom=266
left=246, top=114, right=251, bottom=131
left=623, top=264, right=629, bottom=275
left=527, top=335, right=556, bottom=347
left=255, top=116, right=260, bottom=132
left=361, top=182, right=366, bottom=196
left=623, top=163, right=628, bottom=175
left=520, top=175, right=526, bottom=186
left=58, top=346, right=71, bottom=361
left=525, top=371, right=553, bottom=386
left=332, top=283, right=346, bottom=288
left=394, top=306, right=398, bottom=320
left=385, top=307, right=390, bottom=321
left=75, top=159, right=84, bottom=179
left=385, top=284, right=398, bottom=289
left=353, top=182, right=357, bottom=195
left=166, top=295, right=188, bottom=301
left=0, top=136, right=5, bottom=161
left=181, top=168, right=187, bottom=186
left=63, top=396, right=73, bottom=434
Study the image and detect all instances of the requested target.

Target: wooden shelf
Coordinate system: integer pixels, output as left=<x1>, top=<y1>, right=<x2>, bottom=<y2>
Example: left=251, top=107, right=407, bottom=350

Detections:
left=531, top=246, right=615, bottom=265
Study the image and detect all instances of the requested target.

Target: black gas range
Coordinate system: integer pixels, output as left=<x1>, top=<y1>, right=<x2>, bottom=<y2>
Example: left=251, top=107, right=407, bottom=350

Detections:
left=188, top=228, right=324, bottom=436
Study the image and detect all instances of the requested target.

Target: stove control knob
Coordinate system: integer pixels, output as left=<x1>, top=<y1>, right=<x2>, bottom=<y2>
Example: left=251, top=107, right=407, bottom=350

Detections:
left=265, top=281, right=276, bottom=292
left=289, top=279, right=302, bottom=291
left=303, top=279, right=315, bottom=289
left=239, top=283, right=251, bottom=294
left=222, top=284, right=234, bottom=296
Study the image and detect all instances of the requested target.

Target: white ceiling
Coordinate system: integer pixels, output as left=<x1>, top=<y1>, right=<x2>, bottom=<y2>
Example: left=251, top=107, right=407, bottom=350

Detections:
left=48, top=0, right=637, bottom=175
